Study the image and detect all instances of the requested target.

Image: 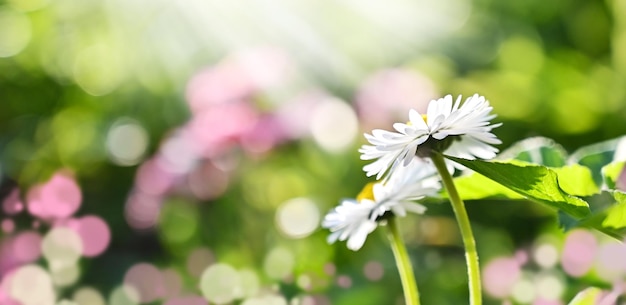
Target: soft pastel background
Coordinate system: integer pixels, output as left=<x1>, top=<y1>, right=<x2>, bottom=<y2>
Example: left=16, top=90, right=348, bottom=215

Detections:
left=1, top=0, right=626, bottom=304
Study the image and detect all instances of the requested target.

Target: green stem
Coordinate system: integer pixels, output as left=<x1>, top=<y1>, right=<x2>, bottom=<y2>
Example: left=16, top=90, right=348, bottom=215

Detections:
left=431, top=153, right=482, bottom=305
left=387, top=216, right=421, bottom=305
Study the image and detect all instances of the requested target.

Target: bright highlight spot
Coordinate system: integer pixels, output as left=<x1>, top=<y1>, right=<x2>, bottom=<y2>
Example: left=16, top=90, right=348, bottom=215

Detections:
left=511, top=277, right=535, bottom=304
left=239, top=269, right=260, bottom=298
left=199, top=263, right=241, bottom=304
left=108, top=285, right=140, bottom=305
left=73, top=43, right=125, bottom=96
left=0, top=9, right=31, bottom=57
left=41, top=227, right=83, bottom=265
left=310, top=97, right=358, bottom=153
left=275, top=197, right=319, bottom=238
left=533, top=243, right=559, bottom=269
left=6, top=264, right=56, bottom=305
left=263, top=247, right=295, bottom=280
left=7, top=0, right=51, bottom=12
left=106, top=119, right=149, bottom=166
left=49, top=262, right=80, bottom=287
left=73, top=287, right=106, bottom=305
left=534, top=273, right=564, bottom=300
left=241, top=294, right=288, bottom=305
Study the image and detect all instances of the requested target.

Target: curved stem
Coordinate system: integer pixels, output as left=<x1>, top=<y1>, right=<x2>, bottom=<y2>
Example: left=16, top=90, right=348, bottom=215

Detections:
left=431, top=153, right=482, bottom=305
left=387, top=217, right=421, bottom=305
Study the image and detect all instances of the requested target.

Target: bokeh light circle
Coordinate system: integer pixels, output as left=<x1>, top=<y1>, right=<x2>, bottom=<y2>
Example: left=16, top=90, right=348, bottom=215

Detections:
left=49, top=262, right=81, bottom=287
left=186, top=247, right=215, bottom=278
left=27, top=172, right=82, bottom=220
left=363, top=261, right=384, bottom=281
left=73, top=287, right=106, bottom=305
left=123, top=263, right=164, bottom=303
left=241, top=294, right=288, bottom=305
left=263, top=247, right=295, bottom=280
left=67, top=215, right=111, bottom=257
left=534, top=272, right=564, bottom=301
left=238, top=269, right=260, bottom=298
left=199, top=263, right=241, bottom=304
left=164, top=296, right=208, bottom=305
left=106, top=119, right=149, bottom=166
left=108, top=285, right=140, bottom=305
left=41, top=226, right=83, bottom=265
left=532, top=243, right=559, bottom=269
left=310, top=97, right=358, bottom=153
left=0, top=9, right=31, bottom=58
left=6, top=264, right=56, bottom=305
left=275, top=197, right=319, bottom=239
left=561, top=229, right=597, bottom=277
left=11, top=231, right=42, bottom=263
left=511, top=277, right=535, bottom=304
left=482, top=257, right=521, bottom=298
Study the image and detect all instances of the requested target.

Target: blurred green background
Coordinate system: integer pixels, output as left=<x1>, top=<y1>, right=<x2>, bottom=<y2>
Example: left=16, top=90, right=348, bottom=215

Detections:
left=1, top=0, right=626, bottom=304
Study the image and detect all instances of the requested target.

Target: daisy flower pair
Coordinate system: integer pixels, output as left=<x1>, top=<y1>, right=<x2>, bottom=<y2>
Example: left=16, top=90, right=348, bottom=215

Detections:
left=322, top=94, right=502, bottom=250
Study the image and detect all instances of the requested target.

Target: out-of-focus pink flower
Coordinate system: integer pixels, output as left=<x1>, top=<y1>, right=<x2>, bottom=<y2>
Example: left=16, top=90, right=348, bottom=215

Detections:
left=26, top=171, right=82, bottom=220
left=354, top=68, right=438, bottom=130
left=561, top=229, right=597, bottom=277
left=59, top=215, right=111, bottom=257
left=164, top=295, right=208, bottom=305
left=125, top=192, right=162, bottom=230
left=275, top=91, right=326, bottom=140
left=0, top=231, right=42, bottom=275
left=124, top=263, right=166, bottom=303
left=186, top=161, right=230, bottom=201
left=595, top=242, right=626, bottom=281
left=136, top=158, right=178, bottom=196
left=2, top=189, right=23, bottom=215
left=185, top=46, right=292, bottom=115
left=240, top=114, right=289, bottom=154
left=482, top=257, right=521, bottom=298
left=186, top=101, right=259, bottom=158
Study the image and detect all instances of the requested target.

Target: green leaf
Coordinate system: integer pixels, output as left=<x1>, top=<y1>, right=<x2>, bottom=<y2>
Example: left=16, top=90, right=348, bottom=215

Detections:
left=559, top=191, right=625, bottom=239
left=552, top=165, right=599, bottom=197
left=568, top=287, right=603, bottom=305
left=569, top=135, right=626, bottom=185
left=498, top=137, right=567, bottom=167
left=445, top=156, right=590, bottom=218
left=601, top=161, right=625, bottom=190
left=602, top=191, right=626, bottom=229
left=452, top=172, right=524, bottom=200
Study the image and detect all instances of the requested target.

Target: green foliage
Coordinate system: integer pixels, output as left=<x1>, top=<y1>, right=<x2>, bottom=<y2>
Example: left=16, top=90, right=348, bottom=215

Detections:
left=567, top=287, right=603, bottom=305
left=601, top=191, right=626, bottom=229
left=602, top=161, right=625, bottom=190
left=445, top=156, right=591, bottom=218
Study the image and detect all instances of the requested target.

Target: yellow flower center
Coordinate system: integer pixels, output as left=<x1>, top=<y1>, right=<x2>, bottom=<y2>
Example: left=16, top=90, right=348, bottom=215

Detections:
left=356, top=182, right=376, bottom=202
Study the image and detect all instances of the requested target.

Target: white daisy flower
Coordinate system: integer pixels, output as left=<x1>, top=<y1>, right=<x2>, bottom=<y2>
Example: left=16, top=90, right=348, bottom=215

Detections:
left=359, top=94, right=502, bottom=179
left=322, top=158, right=440, bottom=250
